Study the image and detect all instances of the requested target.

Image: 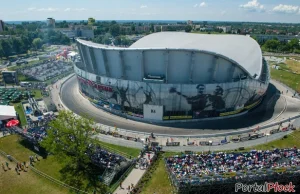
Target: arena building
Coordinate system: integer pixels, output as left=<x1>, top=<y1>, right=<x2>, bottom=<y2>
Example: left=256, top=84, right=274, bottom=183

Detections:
left=75, top=32, right=270, bottom=121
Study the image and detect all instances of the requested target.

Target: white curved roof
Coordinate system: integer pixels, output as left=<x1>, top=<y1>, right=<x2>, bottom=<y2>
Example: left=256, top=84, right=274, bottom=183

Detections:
left=130, top=32, right=262, bottom=78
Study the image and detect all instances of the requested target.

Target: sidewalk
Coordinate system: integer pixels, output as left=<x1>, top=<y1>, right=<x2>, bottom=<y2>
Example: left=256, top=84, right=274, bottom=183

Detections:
left=113, top=153, right=154, bottom=194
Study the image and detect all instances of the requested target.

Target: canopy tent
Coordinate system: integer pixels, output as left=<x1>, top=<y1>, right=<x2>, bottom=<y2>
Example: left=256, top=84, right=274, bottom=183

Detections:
left=0, top=105, right=17, bottom=121
left=6, top=119, right=19, bottom=127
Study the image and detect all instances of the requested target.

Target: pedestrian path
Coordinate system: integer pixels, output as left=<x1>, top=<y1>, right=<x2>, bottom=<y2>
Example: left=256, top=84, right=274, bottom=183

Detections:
left=113, top=152, right=154, bottom=194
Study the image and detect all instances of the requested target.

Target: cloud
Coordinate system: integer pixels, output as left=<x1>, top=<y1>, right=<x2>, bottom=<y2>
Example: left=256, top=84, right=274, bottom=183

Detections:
left=140, top=5, right=147, bottom=9
left=36, top=7, right=59, bottom=12
left=27, top=7, right=58, bottom=12
left=240, top=0, right=265, bottom=12
left=221, top=11, right=227, bottom=15
left=64, top=8, right=87, bottom=12
left=199, top=2, right=207, bottom=7
left=27, top=7, right=36, bottom=11
left=73, top=8, right=87, bottom=11
left=193, top=2, right=207, bottom=8
left=272, top=4, right=299, bottom=14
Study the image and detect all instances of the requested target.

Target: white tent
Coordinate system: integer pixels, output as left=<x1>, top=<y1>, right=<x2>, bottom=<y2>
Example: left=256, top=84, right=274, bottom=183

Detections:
left=0, top=105, right=17, bottom=121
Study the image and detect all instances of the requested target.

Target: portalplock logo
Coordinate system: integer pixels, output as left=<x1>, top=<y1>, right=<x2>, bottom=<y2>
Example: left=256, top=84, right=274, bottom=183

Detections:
left=235, top=182, right=295, bottom=193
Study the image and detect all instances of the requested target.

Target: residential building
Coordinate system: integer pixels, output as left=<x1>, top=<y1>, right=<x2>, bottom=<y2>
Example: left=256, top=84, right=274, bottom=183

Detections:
left=47, top=18, right=55, bottom=28
left=0, top=20, right=4, bottom=32
left=217, top=26, right=232, bottom=33
left=187, top=20, right=193, bottom=25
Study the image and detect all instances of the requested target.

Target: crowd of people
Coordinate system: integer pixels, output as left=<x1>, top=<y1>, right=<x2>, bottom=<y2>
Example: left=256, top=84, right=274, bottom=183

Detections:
left=87, top=144, right=127, bottom=169
left=166, top=148, right=300, bottom=185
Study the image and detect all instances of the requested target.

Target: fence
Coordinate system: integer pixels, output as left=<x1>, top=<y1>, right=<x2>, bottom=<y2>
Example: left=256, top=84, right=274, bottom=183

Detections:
left=107, top=162, right=136, bottom=194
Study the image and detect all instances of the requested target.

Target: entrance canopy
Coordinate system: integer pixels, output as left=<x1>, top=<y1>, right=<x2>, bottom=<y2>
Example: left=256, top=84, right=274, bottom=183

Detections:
left=0, top=105, right=17, bottom=121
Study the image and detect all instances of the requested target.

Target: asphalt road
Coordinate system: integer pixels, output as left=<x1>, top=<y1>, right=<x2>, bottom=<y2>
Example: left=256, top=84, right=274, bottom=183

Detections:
left=60, top=76, right=297, bottom=135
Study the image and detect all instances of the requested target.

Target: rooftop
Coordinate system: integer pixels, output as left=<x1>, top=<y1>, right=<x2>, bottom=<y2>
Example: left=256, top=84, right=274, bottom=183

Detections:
left=77, top=32, right=262, bottom=78
left=130, top=32, right=262, bottom=78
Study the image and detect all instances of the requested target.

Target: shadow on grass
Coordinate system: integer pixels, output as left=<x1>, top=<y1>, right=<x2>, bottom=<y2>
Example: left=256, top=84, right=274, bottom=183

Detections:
left=18, top=138, right=48, bottom=159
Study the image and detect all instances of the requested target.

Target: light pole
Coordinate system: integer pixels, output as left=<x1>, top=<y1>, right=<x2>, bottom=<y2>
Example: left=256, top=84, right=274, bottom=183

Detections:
left=265, top=133, right=270, bottom=144
left=208, top=140, right=212, bottom=153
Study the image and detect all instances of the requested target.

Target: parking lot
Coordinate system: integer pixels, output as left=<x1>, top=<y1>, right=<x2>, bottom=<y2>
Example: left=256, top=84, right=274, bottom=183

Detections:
left=21, top=60, right=73, bottom=81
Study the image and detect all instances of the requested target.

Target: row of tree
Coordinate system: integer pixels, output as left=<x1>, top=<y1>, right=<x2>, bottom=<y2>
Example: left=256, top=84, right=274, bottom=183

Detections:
left=92, top=33, right=133, bottom=46
left=260, top=38, right=300, bottom=53
left=0, top=30, right=70, bottom=59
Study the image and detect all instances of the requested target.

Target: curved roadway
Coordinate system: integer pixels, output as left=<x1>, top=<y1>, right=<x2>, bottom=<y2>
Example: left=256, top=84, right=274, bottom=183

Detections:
left=61, top=76, right=296, bottom=135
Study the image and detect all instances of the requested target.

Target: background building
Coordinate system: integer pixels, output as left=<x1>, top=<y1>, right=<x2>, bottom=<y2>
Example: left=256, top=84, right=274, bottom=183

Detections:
left=217, top=26, right=232, bottom=33
left=2, top=71, right=18, bottom=85
left=47, top=18, right=55, bottom=28
left=75, top=32, right=269, bottom=121
left=0, top=20, right=4, bottom=32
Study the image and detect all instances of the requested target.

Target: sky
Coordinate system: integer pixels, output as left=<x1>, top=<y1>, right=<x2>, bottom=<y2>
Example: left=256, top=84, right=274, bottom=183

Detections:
left=0, top=0, right=300, bottom=23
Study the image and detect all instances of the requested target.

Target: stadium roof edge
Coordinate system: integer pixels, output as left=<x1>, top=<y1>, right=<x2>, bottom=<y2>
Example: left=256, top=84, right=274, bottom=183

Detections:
left=76, top=32, right=262, bottom=79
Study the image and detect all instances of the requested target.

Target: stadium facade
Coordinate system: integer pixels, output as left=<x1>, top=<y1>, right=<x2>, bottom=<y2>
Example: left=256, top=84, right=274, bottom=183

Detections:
left=75, top=32, right=270, bottom=121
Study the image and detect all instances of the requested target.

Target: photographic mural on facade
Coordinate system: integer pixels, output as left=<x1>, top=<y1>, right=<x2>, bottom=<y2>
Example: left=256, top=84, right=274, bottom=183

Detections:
left=77, top=74, right=267, bottom=119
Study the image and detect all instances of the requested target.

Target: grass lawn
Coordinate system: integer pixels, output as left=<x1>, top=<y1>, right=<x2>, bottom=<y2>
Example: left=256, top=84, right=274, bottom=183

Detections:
left=96, top=140, right=140, bottom=158
left=17, top=73, right=38, bottom=82
left=270, top=68, right=300, bottom=92
left=0, top=155, right=70, bottom=194
left=31, top=89, right=43, bottom=99
left=285, top=59, right=300, bottom=73
left=246, top=129, right=300, bottom=151
left=34, top=155, right=64, bottom=180
left=141, top=155, right=174, bottom=194
left=0, top=135, right=35, bottom=162
left=14, top=102, right=27, bottom=126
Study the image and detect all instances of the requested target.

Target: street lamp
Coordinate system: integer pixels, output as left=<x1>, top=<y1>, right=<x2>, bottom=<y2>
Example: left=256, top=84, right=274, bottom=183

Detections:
left=208, top=140, right=212, bottom=152
left=265, top=133, right=270, bottom=144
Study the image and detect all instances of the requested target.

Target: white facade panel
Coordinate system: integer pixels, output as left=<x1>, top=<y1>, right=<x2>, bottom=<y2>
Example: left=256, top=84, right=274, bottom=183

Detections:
left=123, top=50, right=142, bottom=81
left=106, top=50, right=122, bottom=79
left=144, top=51, right=165, bottom=76
left=84, top=46, right=94, bottom=73
left=192, top=53, right=214, bottom=84
left=93, top=48, right=107, bottom=75
left=215, top=58, right=232, bottom=83
left=168, top=51, right=190, bottom=84
left=143, top=104, right=163, bottom=121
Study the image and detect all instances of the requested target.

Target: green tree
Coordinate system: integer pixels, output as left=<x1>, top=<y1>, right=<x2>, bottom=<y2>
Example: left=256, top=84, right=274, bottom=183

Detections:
left=32, top=38, right=42, bottom=50
left=88, top=18, right=96, bottom=26
left=0, top=40, right=12, bottom=59
left=11, top=38, right=23, bottom=55
left=288, top=38, right=300, bottom=50
left=41, top=111, right=108, bottom=193
left=109, top=24, right=120, bottom=37
left=185, top=25, right=192, bottom=32
left=263, top=39, right=280, bottom=52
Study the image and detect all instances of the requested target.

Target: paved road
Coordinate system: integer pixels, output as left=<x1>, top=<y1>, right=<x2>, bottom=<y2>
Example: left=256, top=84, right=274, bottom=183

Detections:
left=61, top=76, right=298, bottom=135
left=92, top=130, right=294, bottom=152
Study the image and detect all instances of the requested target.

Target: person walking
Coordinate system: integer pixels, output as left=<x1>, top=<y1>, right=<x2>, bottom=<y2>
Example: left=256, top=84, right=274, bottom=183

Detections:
left=2, top=163, right=6, bottom=171
left=120, top=180, right=123, bottom=189
left=23, top=161, right=28, bottom=168
left=5, top=161, right=10, bottom=170
left=35, top=154, right=40, bottom=161
left=15, top=166, right=20, bottom=175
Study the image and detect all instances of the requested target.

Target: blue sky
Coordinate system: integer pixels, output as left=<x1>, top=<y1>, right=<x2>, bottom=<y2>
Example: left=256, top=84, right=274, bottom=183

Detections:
left=0, top=0, right=300, bottom=23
